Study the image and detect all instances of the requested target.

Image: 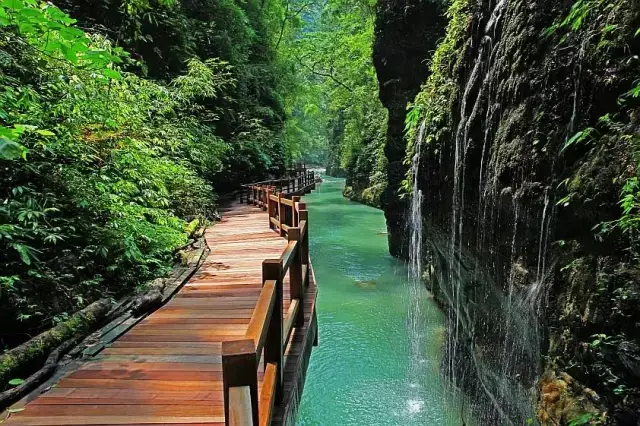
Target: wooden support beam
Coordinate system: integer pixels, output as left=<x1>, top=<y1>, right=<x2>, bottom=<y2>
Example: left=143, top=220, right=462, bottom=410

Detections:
left=270, top=216, right=281, bottom=229
left=313, top=310, right=319, bottom=347
left=261, top=187, right=267, bottom=211
left=229, top=386, right=254, bottom=426
left=287, top=228, right=304, bottom=327
left=262, top=259, right=283, bottom=403
left=297, top=204, right=310, bottom=287
left=266, top=189, right=274, bottom=230
left=259, top=363, right=278, bottom=426
left=277, top=193, right=285, bottom=237
left=281, top=241, right=298, bottom=273
left=283, top=299, right=300, bottom=349
left=291, top=196, right=300, bottom=227
left=222, top=339, right=258, bottom=425
left=245, top=281, right=276, bottom=358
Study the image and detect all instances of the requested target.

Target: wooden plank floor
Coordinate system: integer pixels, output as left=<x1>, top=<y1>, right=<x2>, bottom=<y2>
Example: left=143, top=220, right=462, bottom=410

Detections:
left=4, top=202, right=318, bottom=426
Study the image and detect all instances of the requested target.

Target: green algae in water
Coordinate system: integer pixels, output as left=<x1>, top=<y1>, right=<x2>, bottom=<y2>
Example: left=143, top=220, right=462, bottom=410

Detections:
left=296, top=176, right=465, bottom=425
left=355, top=280, right=377, bottom=290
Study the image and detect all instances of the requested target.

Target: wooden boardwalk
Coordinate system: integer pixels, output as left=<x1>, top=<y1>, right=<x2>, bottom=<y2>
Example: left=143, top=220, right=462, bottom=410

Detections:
left=3, top=201, right=318, bottom=426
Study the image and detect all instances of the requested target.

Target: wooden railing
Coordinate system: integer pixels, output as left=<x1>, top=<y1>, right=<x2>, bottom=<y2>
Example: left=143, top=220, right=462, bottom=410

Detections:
left=240, top=169, right=316, bottom=207
left=222, top=171, right=315, bottom=426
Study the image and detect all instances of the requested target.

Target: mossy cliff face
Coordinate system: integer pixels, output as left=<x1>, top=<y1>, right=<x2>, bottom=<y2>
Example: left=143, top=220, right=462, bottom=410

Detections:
left=377, top=0, right=640, bottom=424
left=373, top=0, right=447, bottom=256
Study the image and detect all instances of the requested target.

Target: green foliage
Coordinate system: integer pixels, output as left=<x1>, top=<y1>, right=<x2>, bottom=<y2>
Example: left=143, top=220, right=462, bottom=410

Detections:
left=0, top=0, right=122, bottom=68
left=562, top=128, right=595, bottom=152
left=550, top=0, right=640, bottom=258
left=568, top=412, right=599, bottom=426
left=402, top=0, right=471, bottom=195
left=589, top=333, right=610, bottom=348
left=282, top=0, right=386, bottom=197
left=172, top=58, right=235, bottom=103
left=0, top=0, right=124, bottom=160
left=0, top=0, right=295, bottom=346
left=542, top=0, right=624, bottom=49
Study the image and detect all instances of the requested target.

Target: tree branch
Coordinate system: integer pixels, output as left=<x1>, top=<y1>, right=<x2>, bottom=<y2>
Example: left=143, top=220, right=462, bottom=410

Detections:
left=296, top=56, right=354, bottom=92
left=275, top=0, right=316, bottom=51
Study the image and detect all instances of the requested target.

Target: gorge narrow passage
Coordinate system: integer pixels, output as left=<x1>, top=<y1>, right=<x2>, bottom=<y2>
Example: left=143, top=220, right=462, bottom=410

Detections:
left=296, top=176, right=464, bottom=425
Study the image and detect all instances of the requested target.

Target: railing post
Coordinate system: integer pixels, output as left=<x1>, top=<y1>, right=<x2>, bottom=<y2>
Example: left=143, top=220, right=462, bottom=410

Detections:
left=267, top=189, right=275, bottom=230
left=298, top=203, right=310, bottom=284
left=263, top=259, right=284, bottom=403
left=288, top=228, right=305, bottom=327
left=262, top=187, right=268, bottom=211
left=222, top=339, right=258, bottom=426
left=277, top=193, right=285, bottom=237
left=291, top=196, right=300, bottom=227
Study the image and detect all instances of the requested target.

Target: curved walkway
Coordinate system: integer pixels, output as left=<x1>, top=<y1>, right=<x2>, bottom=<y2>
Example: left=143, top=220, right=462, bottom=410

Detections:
left=4, top=202, right=317, bottom=425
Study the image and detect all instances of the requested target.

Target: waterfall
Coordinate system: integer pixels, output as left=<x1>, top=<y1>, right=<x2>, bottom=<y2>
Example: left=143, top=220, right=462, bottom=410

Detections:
left=409, top=121, right=426, bottom=287
left=407, top=121, right=426, bottom=384
left=402, top=120, right=459, bottom=419
left=401, top=1, right=564, bottom=423
left=568, top=40, right=586, bottom=137
left=440, top=0, right=548, bottom=423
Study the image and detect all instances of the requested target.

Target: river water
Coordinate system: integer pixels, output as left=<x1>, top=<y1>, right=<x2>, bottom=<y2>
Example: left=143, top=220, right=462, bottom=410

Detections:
left=296, top=176, right=463, bottom=425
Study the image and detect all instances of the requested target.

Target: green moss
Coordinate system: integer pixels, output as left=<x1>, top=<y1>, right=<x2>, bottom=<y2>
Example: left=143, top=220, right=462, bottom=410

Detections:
left=343, top=181, right=385, bottom=209
left=184, top=218, right=200, bottom=237
left=0, top=310, right=94, bottom=387
left=401, top=0, right=473, bottom=193
left=550, top=0, right=640, bottom=251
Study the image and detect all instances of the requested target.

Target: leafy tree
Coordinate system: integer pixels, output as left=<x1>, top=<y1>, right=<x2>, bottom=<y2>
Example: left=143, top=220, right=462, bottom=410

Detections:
left=0, top=0, right=298, bottom=348
left=281, top=0, right=387, bottom=202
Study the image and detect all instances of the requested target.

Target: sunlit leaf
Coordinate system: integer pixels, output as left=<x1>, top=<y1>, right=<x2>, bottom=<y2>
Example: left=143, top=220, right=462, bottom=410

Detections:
left=101, top=68, right=121, bottom=80
left=35, top=129, right=55, bottom=136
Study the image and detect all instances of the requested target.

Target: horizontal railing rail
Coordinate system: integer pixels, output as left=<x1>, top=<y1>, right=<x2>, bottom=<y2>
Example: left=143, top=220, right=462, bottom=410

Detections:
left=223, top=176, right=314, bottom=426
left=240, top=167, right=318, bottom=206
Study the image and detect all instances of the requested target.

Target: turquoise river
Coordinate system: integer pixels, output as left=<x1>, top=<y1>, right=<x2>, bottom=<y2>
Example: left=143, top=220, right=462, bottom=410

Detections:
left=296, top=176, right=463, bottom=425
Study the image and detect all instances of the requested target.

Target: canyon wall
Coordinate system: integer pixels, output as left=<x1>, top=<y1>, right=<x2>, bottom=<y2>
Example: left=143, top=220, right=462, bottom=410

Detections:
left=374, top=0, right=640, bottom=424
left=373, top=0, right=446, bottom=256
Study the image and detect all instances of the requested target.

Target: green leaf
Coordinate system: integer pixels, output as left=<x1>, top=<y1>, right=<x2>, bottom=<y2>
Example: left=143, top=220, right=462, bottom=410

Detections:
left=562, top=128, right=594, bottom=152
left=8, top=378, right=25, bottom=386
left=11, top=243, right=33, bottom=265
left=568, top=413, right=596, bottom=426
left=35, top=129, right=55, bottom=136
left=0, top=137, right=27, bottom=160
left=101, top=68, right=121, bottom=80
left=627, top=82, right=640, bottom=98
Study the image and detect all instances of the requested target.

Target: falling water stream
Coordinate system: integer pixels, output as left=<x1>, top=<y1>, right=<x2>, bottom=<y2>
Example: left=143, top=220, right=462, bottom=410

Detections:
left=296, top=175, right=465, bottom=425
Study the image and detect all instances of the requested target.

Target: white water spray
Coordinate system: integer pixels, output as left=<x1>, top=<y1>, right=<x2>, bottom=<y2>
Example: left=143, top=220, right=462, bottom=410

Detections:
left=407, top=121, right=427, bottom=383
